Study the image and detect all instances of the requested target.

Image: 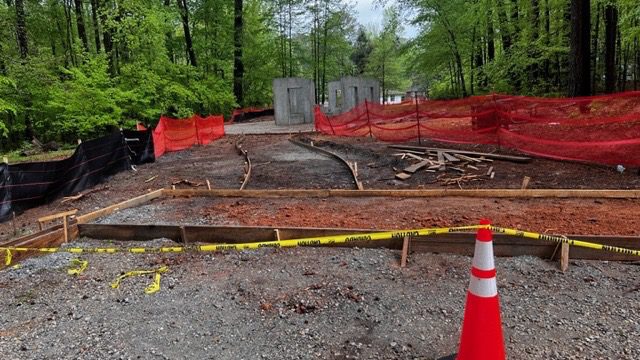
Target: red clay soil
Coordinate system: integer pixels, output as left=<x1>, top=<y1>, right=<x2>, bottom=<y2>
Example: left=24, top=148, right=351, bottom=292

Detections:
left=108, top=196, right=640, bottom=236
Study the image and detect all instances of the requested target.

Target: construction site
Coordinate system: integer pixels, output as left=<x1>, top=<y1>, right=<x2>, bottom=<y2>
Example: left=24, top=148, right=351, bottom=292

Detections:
left=1, top=86, right=640, bottom=359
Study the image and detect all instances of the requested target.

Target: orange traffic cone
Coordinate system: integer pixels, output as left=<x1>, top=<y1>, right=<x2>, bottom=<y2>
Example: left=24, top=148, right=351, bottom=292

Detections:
left=456, top=219, right=505, bottom=360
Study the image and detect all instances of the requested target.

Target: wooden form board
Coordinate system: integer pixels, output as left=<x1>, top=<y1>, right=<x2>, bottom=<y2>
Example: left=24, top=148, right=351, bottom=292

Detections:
left=77, top=223, right=640, bottom=261
left=163, top=188, right=640, bottom=199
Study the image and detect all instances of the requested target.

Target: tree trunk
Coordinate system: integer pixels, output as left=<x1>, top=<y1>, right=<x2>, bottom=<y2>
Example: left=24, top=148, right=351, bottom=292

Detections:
left=74, top=0, right=89, bottom=52
left=15, top=0, right=28, bottom=59
left=233, top=0, right=244, bottom=105
left=591, top=3, right=600, bottom=92
left=495, top=1, right=512, bottom=51
left=91, top=0, right=101, bottom=53
left=288, top=2, right=292, bottom=77
left=604, top=4, right=617, bottom=93
left=543, top=0, right=550, bottom=88
left=321, top=12, right=328, bottom=104
left=486, top=7, right=495, bottom=61
left=635, top=36, right=639, bottom=91
left=177, top=0, right=197, bottom=67
left=510, top=0, right=519, bottom=43
left=100, top=0, right=115, bottom=74
left=621, top=43, right=629, bottom=91
left=568, top=0, right=591, bottom=97
left=15, top=0, right=34, bottom=140
left=530, top=0, right=539, bottom=40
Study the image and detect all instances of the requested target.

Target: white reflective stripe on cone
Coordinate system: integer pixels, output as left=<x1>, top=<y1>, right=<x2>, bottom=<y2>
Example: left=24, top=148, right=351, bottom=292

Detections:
left=469, top=275, right=498, bottom=298
left=471, top=240, right=495, bottom=271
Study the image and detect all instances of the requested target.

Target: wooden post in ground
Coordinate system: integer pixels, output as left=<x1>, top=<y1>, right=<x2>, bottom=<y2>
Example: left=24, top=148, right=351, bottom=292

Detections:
left=521, top=176, right=531, bottom=190
left=401, top=236, right=411, bottom=268
left=180, top=226, right=188, bottom=244
left=560, top=243, right=570, bottom=272
left=274, top=229, right=281, bottom=241
left=62, top=215, right=69, bottom=243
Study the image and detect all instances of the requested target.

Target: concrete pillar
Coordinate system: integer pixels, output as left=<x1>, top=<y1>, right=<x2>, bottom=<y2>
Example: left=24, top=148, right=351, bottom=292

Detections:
left=273, top=78, right=316, bottom=126
left=327, top=77, right=380, bottom=114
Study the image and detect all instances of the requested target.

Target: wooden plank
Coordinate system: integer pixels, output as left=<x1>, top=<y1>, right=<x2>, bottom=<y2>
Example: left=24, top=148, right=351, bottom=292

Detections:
left=437, top=152, right=446, bottom=171
left=163, top=188, right=640, bottom=199
left=405, top=153, right=425, bottom=161
left=441, top=152, right=460, bottom=162
left=37, top=209, right=78, bottom=223
left=454, top=154, right=482, bottom=163
left=76, top=223, right=640, bottom=261
left=389, top=145, right=531, bottom=162
left=76, top=189, right=164, bottom=224
left=404, top=160, right=431, bottom=174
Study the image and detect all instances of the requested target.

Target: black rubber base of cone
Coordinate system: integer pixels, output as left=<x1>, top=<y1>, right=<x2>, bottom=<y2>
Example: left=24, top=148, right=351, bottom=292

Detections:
left=437, top=354, right=456, bottom=360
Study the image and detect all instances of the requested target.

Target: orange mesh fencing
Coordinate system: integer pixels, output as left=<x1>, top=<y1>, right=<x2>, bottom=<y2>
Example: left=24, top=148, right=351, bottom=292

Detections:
left=315, top=92, right=640, bottom=166
left=152, top=114, right=225, bottom=158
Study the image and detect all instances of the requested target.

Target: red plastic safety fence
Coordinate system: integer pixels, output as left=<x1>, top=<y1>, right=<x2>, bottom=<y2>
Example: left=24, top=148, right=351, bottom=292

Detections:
left=315, top=91, right=640, bottom=166
left=152, top=114, right=225, bottom=158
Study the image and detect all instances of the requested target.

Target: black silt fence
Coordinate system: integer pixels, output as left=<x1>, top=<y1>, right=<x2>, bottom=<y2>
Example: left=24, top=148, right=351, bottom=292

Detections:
left=0, top=131, right=155, bottom=223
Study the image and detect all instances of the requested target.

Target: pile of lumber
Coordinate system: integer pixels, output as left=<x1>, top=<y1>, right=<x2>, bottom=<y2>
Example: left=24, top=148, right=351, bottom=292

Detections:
left=390, top=145, right=531, bottom=187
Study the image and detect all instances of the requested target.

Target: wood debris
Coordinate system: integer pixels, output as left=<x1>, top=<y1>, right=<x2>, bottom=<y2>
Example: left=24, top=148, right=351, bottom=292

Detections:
left=171, top=179, right=203, bottom=187
left=390, top=146, right=520, bottom=186
left=60, top=186, right=109, bottom=203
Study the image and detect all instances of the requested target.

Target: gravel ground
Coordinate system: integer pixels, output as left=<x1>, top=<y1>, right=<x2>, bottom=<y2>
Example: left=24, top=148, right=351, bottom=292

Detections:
left=1, top=239, right=638, bottom=359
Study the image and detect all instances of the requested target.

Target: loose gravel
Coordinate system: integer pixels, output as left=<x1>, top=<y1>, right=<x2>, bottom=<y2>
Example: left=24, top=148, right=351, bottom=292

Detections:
left=0, top=239, right=639, bottom=359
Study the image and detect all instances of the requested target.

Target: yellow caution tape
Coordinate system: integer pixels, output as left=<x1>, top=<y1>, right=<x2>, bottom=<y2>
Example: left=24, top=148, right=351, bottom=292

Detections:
left=1, top=224, right=639, bottom=260
left=67, top=258, right=88, bottom=276
left=491, top=226, right=640, bottom=257
left=5, top=249, right=11, bottom=266
left=145, top=272, right=163, bottom=295
left=110, top=266, right=168, bottom=295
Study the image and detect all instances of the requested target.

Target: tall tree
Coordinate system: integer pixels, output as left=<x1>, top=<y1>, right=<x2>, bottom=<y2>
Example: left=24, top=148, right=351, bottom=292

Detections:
left=91, top=0, right=101, bottom=53
left=177, top=0, right=197, bottom=66
left=568, top=0, right=591, bottom=97
left=15, top=0, right=29, bottom=60
left=351, top=28, right=372, bottom=75
left=604, top=2, right=618, bottom=93
left=233, top=0, right=244, bottom=105
left=74, top=0, right=89, bottom=52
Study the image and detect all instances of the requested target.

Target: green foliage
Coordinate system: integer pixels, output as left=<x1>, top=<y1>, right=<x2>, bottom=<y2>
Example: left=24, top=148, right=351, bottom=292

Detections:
left=46, top=56, right=122, bottom=139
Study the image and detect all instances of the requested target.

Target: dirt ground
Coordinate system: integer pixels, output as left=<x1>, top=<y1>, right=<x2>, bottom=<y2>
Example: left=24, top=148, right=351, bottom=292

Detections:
left=0, top=239, right=638, bottom=360
left=2, top=132, right=640, bottom=359
left=2, top=133, right=640, bottom=242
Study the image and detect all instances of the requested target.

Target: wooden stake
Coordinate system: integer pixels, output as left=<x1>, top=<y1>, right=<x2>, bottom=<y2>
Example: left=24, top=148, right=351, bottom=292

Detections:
left=180, top=226, right=188, bottom=244
left=400, top=236, right=410, bottom=268
left=12, top=212, right=17, bottom=236
left=206, top=179, right=211, bottom=190
left=521, top=176, right=531, bottom=190
left=274, top=228, right=281, bottom=241
left=62, top=215, right=69, bottom=243
left=560, top=242, right=570, bottom=272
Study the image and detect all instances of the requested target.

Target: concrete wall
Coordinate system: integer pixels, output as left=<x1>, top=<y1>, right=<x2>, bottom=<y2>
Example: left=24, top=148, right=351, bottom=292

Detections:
left=273, top=78, right=316, bottom=125
left=327, top=77, right=380, bottom=114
